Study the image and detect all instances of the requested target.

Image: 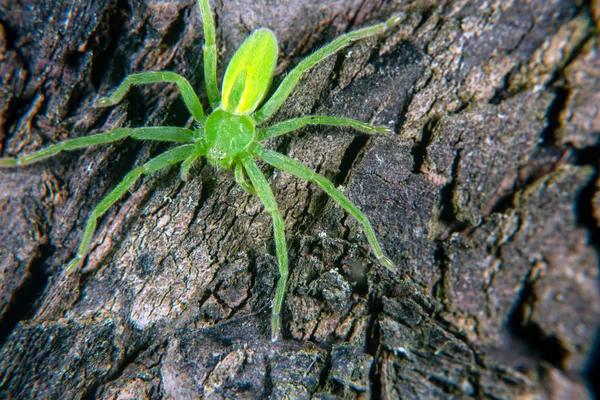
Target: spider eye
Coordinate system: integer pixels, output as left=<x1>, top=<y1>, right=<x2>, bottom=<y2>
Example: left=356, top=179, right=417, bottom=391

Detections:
left=209, top=149, right=227, bottom=160
left=222, top=28, right=278, bottom=115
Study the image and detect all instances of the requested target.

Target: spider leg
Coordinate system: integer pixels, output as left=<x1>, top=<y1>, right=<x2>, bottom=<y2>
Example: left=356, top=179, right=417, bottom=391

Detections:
left=180, top=132, right=206, bottom=182
left=65, top=144, right=195, bottom=273
left=198, top=0, right=220, bottom=108
left=0, top=127, right=194, bottom=167
left=179, top=152, right=204, bottom=182
left=253, top=14, right=402, bottom=124
left=257, top=115, right=390, bottom=141
left=250, top=142, right=395, bottom=271
left=235, top=161, right=256, bottom=195
left=239, top=156, right=288, bottom=342
left=95, top=72, right=206, bottom=121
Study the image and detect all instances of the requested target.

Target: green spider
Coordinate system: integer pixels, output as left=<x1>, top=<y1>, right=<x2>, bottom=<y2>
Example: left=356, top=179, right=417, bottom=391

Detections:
left=0, top=0, right=398, bottom=341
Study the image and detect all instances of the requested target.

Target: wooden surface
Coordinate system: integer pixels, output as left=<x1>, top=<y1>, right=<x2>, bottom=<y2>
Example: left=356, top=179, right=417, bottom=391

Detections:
left=0, top=0, right=598, bottom=398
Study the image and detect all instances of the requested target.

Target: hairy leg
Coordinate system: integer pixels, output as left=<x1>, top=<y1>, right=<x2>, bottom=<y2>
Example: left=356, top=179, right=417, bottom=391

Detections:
left=198, top=0, right=220, bottom=108
left=250, top=142, right=395, bottom=271
left=95, top=72, right=206, bottom=121
left=257, top=115, right=390, bottom=140
left=253, top=14, right=402, bottom=123
left=239, top=156, right=288, bottom=342
left=235, top=161, right=256, bottom=195
left=0, top=127, right=194, bottom=167
left=179, top=153, right=203, bottom=182
left=66, top=144, right=195, bottom=273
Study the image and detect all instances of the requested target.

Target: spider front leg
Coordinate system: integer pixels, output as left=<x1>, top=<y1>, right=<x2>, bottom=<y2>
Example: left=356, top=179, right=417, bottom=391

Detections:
left=250, top=142, right=395, bottom=271
left=95, top=71, right=206, bottom=122
left=257, top=116, right=390, bottom=141
left=253, top=13, right=402, bottom=123
left=0, top=127, right=194, bottom=167
left=66, top=144, right=195, bottom=273
left=239, top=156, right=288, bottom=342
left=235, top=162, right=256, bottom=195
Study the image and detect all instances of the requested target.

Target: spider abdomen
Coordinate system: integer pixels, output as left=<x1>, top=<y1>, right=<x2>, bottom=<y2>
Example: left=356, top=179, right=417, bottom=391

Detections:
left=205, top=109, right=255, bottom=169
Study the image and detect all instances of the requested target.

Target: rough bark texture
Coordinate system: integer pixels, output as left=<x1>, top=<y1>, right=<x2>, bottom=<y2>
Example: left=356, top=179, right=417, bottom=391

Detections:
left=0, top=0, right=598, bottom=398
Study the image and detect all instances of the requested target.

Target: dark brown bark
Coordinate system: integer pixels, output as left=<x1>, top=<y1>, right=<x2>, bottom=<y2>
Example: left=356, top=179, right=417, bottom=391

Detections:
left=0, top=0, right=598, bottom=398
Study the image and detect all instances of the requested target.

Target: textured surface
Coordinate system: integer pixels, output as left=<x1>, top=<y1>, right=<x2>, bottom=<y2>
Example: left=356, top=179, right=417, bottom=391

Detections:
left=0, top=0, right=598, bottom=398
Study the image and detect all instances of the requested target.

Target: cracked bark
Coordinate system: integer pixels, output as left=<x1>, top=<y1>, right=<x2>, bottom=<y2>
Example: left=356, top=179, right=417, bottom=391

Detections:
left=1, top=0, right=599, bottom=398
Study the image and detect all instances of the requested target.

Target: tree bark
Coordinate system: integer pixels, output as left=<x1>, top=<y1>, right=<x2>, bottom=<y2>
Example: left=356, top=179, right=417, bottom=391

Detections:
left=0, top=0, right=598, bottom=398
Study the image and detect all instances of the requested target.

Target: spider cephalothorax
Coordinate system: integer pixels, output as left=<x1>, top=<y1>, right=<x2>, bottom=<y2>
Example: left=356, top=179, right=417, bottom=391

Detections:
left=0, top=0, right=399, bottom=341
left=205, top=110, right=255, bottom=169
